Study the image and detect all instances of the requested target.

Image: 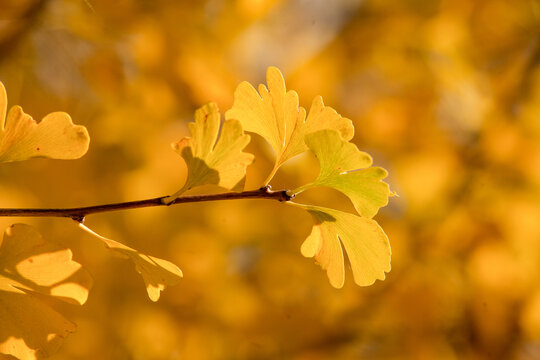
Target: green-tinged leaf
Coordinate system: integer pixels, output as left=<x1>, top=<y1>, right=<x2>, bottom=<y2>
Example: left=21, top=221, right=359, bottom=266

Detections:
left=0, top=224, right=93, bottom=360
left=79, top=224, right=182, bottom=302
left=0, top=82, right=90, bottom=163
left=225, top=66, right=353, bottom=184
left=168, top=102, right=254, bottom=199
left=293, top=129, right=392, bottom=218
left=289, top=204, right=391, bottom=288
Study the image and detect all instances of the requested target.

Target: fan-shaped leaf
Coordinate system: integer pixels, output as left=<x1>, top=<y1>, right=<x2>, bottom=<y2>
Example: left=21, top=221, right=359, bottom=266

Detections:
left=225, top=66, right=353, bottom=183
left=79, top=224, right=182, bottom=302
left=168, top=102, right=254, bottom=200
left=293, top=129, right=392, bottom=218
left=0, top=224, right=93, bottom=359
left=289, top=204, right=391, bottom=288
left=0, top=82, right=90, bottom=163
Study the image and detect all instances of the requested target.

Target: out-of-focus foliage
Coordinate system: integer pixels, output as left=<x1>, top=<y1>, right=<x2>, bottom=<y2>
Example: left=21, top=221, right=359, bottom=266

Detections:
left=0, top=78, right=181, bottom=358
left=0, top=224, right=92, bottom=359
left=1, top=0, right=540, bottom=359
left=0, top=77, right=93, bottom=359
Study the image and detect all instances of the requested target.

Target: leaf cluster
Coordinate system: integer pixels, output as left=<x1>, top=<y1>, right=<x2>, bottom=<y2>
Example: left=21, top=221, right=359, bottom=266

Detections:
left=0, top=67, right=392, bottom=359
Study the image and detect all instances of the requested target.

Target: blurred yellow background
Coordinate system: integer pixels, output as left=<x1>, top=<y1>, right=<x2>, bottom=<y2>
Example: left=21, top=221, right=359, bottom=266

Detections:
left=1, top=0, right=540, bottom=359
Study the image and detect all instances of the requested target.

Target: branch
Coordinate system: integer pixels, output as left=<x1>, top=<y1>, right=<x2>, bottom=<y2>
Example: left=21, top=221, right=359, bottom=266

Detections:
left=0, top=186, right=293, bottom=222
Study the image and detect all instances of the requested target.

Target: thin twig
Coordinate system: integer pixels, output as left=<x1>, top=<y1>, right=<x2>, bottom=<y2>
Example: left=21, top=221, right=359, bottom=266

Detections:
left=0, top=186, right=293, bottom=221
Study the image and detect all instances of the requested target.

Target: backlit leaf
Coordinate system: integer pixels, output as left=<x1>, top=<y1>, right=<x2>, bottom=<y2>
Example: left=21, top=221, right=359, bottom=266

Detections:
left=0, top=224, right=93, bottom=359
left=289, top=203, right=391, bottom=288
left=0, top=292, right=76, bottom=360
left=293, top=129, right=393, bottom=218
left=168, top=102, right=254, bottom=200
left=79, top=224, right=183, bottom=302
left=225, top=66, right=353, bottom=184
left=0, top=82, right=90, bottom=163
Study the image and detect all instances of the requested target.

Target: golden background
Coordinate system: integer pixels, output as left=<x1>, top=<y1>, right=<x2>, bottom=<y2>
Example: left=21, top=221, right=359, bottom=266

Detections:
left=1, top=0, right=540, bottom=358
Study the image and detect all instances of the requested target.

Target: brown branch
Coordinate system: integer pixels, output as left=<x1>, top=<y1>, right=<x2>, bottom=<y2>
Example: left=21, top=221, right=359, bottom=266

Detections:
left=0, top=186, right=293, bottom=222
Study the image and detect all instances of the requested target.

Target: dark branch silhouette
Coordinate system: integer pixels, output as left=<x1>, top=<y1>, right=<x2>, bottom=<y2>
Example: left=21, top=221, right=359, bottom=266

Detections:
left=0, top=186, right=293, bottom=222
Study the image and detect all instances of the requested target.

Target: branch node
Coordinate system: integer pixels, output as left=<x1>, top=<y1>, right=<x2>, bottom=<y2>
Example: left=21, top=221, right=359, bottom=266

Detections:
left=279, top=190, right=293, bottom=202
left=71, top=215, right=85, bottom=223
left=162, top=196, right=175, bottom=206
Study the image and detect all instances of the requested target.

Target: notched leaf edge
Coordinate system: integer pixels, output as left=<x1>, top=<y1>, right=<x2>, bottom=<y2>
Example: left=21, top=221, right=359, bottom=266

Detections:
left=78, top=223, right=183, bottom=302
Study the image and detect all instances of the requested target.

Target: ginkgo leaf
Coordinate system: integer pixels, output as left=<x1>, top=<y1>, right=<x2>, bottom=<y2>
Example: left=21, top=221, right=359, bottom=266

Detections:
left=289, top=204, right=391, bottom=288
left=0, top=292, right=77, bottom=360
left=225, top=66, right=353, bottom=184
left=0, top=223, right=93, bottom=360
left=79, top=224, right=183, bottom=302
left=0, top=82, right=90, bottom=163
left=167, top=102, right=254, bottom=200
left=292, top=129, right=392, bottom=218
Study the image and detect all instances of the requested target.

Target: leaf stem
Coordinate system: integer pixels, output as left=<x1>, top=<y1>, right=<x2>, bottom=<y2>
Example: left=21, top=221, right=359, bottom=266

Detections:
left=262, top=162, right=281, bottom=187
left=288, top=182, right=315, bottom=197
left=0, top=186, right=293, bottom=221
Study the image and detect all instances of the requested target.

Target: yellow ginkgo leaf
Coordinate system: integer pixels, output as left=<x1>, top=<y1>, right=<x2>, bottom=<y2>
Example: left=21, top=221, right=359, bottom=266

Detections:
left=225, top=66, right=353, bottom=184
left=289, top=203, right=391, bottom=288
left=0, top=224, right=93, bottom=360
left=292, top=129, right=393, bottom=218
left=0, top=82, right=90, bottom=163
left=0, top=292, right=77, bottom=360
left=167, top=102, right=254, bottom=200
left=79, top=224, right=183, bottom=302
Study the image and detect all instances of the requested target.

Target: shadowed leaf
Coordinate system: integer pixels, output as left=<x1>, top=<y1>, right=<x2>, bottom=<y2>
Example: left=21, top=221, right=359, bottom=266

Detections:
left=168, top=102, right=253, bottom=200
left=0, top=224, right=93, bottom=359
